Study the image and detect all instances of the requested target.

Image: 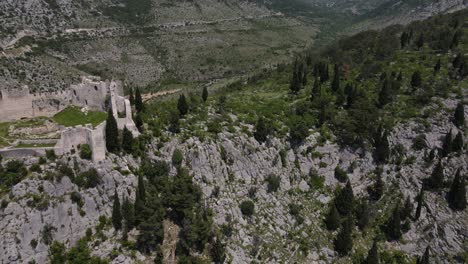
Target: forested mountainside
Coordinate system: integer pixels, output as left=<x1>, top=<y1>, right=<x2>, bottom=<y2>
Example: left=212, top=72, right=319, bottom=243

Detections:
left=1, top=8, right=467, bottom=264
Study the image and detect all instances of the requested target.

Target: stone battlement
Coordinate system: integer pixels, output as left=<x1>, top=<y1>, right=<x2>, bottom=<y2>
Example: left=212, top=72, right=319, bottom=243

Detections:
left=0, top=76, right=139, bottom=162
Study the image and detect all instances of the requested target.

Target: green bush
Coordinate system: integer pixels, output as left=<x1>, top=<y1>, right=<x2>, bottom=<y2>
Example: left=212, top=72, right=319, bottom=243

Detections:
left=75, top=168, right=100, bottom=189
left=45, top=149, right=57, bottom=161
left=79, top=144, right=92, bottom=160
left=412, top=134, right=427, bottom=150
left=334, top=166, right=348, bottom=183
left=239, top=200, right=255, bottom=217
left=265, top=174, right=281, bottom=193
left=171, top=149, right=183, bottom=167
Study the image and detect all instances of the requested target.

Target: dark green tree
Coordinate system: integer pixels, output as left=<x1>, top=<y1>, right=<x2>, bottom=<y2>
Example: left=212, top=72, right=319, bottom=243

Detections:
left=411, top=71, right=422, bottom=88
left=335, top=181, right=354, bottom=216
left=385, top=204, right=402, bottom=241
left=356, top=199, right=370, bottom=230
left=415, top=186, right=424, bottom=220
left=122, top=126, right=134, bottom=153
left=334, top=216, right=353, bottom=256
left=441, top=129, right=453, bottom=157
left=128, top=87, right=135, bottom=106
left=427, top=160, right=444, bottom=190
left=136, top=194, right=165, bottom=254
left=448, top=169, right=466, bottom=210
left=416, top=33, right=424, bottom=49
left=378, top=78, right=392, bottom=107
left=210, top=237, right=226, bottom=264
left=369, top=169, right=385, bottom=201
left=452, top=131, right=464, bottom=152
left=331, top=64, right=340, bottom=92
left=168, top=110, right=180, bottom=133
left=453, top=102, right=465, bottom=128
left=290, top=61, right=302, bottom=94
left=135, top=88, right=144, bottom=113
left=311, top=78, right=320, bottom=102
left=122, top=196, right=135, bottom=230
left=364, top=240, right=379, bottom=264
left=202, top=87, right=208, bottom=102
left=254, top=116, right=269, bottom=143
left=325, top=204, right=340, bottom=231
left=400, top=31, right=409, bottom=48
left=105, top=108, right=119, bottom=153
left=433, top=59, right=441, bottom=75
left=135, top=112, right=143, bottom=133
left=375, top=130, right=390, bottom=164
left=112, top=189, right=122, bottom=230
left=177, top=94, right=189, bottom=116
left=135, top=174, right=146, bottom=225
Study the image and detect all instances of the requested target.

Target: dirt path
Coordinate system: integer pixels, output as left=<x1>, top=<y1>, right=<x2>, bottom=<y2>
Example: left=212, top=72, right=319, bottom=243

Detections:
left=141, top=89, right=181, bottom=102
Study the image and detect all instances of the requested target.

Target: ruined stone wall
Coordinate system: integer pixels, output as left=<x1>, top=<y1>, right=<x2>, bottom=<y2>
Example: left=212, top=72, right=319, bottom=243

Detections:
left=54, top=123, right=106, bottom=162
left=0, top=77, right=123, bottom=122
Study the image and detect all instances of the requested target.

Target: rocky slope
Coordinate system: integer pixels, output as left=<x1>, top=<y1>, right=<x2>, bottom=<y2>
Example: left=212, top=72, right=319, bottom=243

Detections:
left=1, top=93, right=465, bottom=263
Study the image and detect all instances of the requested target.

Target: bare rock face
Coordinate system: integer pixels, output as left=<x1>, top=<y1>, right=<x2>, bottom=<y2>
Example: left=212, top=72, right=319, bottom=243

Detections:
left=0, top=157, right=138, bottom=263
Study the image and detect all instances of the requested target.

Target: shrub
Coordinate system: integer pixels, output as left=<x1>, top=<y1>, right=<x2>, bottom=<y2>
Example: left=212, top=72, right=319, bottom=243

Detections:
left=79, top=144, right=92, bottom=160
left=30, top=164, right=42, bottom=173
left=239, top=200, right=255, bottom=217
left=70, top=191, right=84, bottom=207
left=171, top=149, right=183, bottom=167
left=265, top=174, right=281, bottom=193
left=334, top=166, right=348, bottom=183
left=46, top=149, right=57, bottom=161
left=75, top=168, right=100, bottom=189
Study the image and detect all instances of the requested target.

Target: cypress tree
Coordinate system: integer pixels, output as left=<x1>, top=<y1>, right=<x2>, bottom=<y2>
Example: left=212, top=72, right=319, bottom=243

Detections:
left=311, top=78, right=320, bottom=102
left=452, top=131, right=463, bottom=152
left=290, top=61, right=302, bottom=94
left=441, top=129, right=453, bottom=157
left=416, top=33, right=424, bottom=49
left=210, top=237, right=226, bottom=264
left=177, top=94, right=189, bottom=116
left=415, top=186, right=424, bottom=220
left=427, top=160, right=444, bottom=190
left=135, top=88, right=143, bottom=113
left=433, top=59, right=441, bottom=75
left=356, top=199, right=370, bottom=230
left=385, top=204, right=402, bottom=241
left=302, top=63, right=308, bottom=86
left=122, top=196, right=135, bottom=230
left=202, top=87, right=208, bottom=102
left=254, top=116, right=268, bottom=143
left=378, top=79, right=392, bottom=107
left=400, top=31, right=409, bottom=48
left=135, top=112, right=143, bottom=132
left=417, top=246, right=430, bottom=264
left=370, top=169, right=385, bottom=201
left=325, top=204, right=340, bottom=231
left=334, top=216, right=353, bottom=256
left=453, top=102, right=465, bottom=128
left=129, top=87, right=135, bottom=106
left=364, top=240, right=379, bottom=264
left=135, top=174, right=146, bottom=225
left=112, top=189, right=122, bottom=230
left=411, top=71, right=422, bottom=88
left=331, top=64, right=340, bottom=92
left=105, top=108, right=119, bottom=153
left=122, top=126, right=133, bottom=153
left=375, top=130, right=390, bottom=164
left=335, top=181, right=354, bottom=216
left=448, top=169, right=466, bottom=210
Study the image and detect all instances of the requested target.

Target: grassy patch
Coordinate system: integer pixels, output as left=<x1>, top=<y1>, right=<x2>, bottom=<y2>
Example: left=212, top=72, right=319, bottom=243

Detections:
left=53, top=107, right=107, bottom=128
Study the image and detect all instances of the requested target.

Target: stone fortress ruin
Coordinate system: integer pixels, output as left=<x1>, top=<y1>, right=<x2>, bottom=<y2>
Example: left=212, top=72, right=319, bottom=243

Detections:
left=0, top=77, right=139, bottom=162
